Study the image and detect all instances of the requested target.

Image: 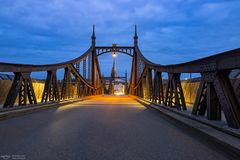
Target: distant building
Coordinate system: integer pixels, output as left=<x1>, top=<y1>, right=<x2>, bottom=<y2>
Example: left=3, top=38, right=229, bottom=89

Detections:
left=111, top=60, right=117, bottom=80
left=102, top=60, right=128, bottom=95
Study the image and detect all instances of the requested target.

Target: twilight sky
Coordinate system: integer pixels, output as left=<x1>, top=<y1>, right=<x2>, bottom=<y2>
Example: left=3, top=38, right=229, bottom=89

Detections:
left=0, top=0, right=239, bottom=78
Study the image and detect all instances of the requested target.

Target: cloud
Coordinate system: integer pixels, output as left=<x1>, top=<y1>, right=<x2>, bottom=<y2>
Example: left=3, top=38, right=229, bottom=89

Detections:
left=195, top=1, right=240, bottom=22
left=134, top=3, right=166, bottom=19
left=0, top=0, right=239, bottom=77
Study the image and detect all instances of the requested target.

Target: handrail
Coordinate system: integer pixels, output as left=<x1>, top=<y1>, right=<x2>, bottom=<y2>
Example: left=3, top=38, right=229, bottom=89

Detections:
left=133, top=46, right=240, bottom=129
left=135, top=46, right=240, bottom=73
left=0, top=47, right=93, bottom=72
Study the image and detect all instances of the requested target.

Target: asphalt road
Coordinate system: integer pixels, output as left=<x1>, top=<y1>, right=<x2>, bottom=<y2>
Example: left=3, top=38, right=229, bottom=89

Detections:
left=0, top=96, right=233, bottom=160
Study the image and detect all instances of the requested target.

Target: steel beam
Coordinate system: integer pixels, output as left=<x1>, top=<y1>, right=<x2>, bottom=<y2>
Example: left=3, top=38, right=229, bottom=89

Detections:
left=61, top=67, right=71, bottom=100
left=192, top=71, right=240, bottom=128
left=41, top=70, right=59, bottom=103
left=165, top=73, right=186, bottom=110
left=3, top=72, right=37, bottom=108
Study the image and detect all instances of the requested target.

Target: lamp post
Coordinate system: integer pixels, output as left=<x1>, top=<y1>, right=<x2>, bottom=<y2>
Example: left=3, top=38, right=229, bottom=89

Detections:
left=112, top=43, right=117, bottom=58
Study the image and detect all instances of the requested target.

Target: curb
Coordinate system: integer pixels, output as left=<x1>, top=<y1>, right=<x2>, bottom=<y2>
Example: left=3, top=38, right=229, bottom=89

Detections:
left=135, top=97, right=240, bottom=158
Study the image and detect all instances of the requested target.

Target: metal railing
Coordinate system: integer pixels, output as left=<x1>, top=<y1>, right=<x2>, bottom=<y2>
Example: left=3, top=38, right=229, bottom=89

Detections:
left=130, top=46, right=240, bottom=129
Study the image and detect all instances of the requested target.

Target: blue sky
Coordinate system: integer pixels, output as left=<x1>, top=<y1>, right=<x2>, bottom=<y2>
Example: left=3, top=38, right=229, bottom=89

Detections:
left=0, top=0, right=239, bottom=78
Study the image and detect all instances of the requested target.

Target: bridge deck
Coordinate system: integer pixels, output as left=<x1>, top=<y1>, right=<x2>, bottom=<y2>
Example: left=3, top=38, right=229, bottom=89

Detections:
left=0, top=96, right=231, bottom=160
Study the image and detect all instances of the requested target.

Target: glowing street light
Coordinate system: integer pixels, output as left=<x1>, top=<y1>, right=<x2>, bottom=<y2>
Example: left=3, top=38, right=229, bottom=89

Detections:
left=112, top=43, right=117, bottom=58
left=112, top=52, right=117, bottom=58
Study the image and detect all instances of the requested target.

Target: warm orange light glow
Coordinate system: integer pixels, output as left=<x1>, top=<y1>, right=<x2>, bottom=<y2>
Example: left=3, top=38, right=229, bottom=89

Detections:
left=54, top=96, right=145, bottom=113
left=85, top=95, right=142, bottom=106
left=112, top=43, right=117, bottom=58
left=112, top=52, right=117, bottom=58
left=114, top=92, right=124, bottom=96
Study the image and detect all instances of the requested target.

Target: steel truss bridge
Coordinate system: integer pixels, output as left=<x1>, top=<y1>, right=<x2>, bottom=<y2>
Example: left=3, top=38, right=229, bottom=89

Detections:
left=0, top=25, right=240, bottom=130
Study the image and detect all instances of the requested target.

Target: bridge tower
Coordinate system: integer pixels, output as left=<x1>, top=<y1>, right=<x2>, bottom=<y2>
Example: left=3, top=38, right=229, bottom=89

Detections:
left=91, top=25, right=97, bottom=95
left=130, top=25, right=139, bottom=95
left=134, top=24, right=138, bottom=46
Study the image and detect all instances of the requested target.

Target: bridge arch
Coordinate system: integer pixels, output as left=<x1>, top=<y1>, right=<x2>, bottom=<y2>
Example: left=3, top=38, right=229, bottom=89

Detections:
left=95, top=46, right=134, bottom=57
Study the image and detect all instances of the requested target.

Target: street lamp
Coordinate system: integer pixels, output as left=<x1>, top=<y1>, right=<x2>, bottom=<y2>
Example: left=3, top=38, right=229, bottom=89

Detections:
left=112, top=43, right=117, bottom=58
left=112, top=52, right=117, bottom=58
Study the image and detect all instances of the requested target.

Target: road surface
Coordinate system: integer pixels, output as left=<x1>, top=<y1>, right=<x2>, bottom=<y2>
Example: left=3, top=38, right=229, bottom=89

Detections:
left=0, top=96, right=233, bottom=160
